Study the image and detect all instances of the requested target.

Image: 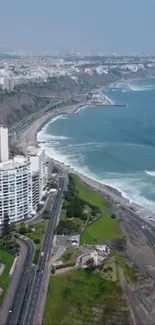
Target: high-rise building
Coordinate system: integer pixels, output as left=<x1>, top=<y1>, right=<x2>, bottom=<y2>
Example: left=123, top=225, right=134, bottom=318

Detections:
left=0, top=136, right=49, bottom=224
left=28, top=146, right=46, bottom=210
left=0, top=156, right=32, bottom=224
left=0, top=126, right=9, bottom=162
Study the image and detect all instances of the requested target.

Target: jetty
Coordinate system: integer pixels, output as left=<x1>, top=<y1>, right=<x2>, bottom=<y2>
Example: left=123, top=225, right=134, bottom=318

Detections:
left=86, top=103, right=127, bottom=107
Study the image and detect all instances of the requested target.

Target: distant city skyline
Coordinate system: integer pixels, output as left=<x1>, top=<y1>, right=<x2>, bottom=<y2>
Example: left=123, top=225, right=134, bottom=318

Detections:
left=0, top=0, right=155, bottom=54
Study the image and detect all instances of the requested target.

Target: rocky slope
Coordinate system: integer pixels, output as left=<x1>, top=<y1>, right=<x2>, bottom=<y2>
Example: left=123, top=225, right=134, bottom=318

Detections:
left=0, top=77, right=81, bottom=127
left=0, top=91, right=49, bottom=127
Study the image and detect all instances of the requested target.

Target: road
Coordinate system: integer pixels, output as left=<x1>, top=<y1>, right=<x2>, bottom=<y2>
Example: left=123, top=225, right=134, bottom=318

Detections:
left=0, top=237, right=35, bottom=325
left=23, top=174, right=67, bottom=325
left=121, top=204, right=155, bottom=246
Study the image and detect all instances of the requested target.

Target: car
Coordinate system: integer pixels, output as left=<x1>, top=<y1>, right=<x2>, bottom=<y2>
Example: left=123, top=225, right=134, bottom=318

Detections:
left=9, top=309, right=13, bottom=314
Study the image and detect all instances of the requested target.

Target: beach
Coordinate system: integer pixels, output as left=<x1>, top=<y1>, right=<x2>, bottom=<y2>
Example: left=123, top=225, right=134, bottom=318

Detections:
left=18, top=104, right=83, bottom=151
left=18, top=97, right=155, bottom=221
left=18, top=92, right=111, bottom=150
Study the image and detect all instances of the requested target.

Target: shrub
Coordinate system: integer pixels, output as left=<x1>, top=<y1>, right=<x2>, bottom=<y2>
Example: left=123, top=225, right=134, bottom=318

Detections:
left=34, top=238, right=41, bottom=244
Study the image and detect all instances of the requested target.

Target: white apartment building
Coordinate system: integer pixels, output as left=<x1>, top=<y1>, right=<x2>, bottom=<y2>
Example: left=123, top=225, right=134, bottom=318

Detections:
left=28, top=147, right=46, bottom=210
left=0, top=126, right=9, bottom=162
left=0, top=156, right=32, bottom=224
left=32, top=172, right=39, bottom=209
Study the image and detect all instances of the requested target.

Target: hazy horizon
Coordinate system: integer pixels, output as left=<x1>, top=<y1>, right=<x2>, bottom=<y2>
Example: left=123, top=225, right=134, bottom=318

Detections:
left=0, top=0, right=155, bottom=54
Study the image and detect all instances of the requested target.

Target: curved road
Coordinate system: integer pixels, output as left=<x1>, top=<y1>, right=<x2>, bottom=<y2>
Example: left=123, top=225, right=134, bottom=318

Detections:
left=0, top=237, right=35, bottom=325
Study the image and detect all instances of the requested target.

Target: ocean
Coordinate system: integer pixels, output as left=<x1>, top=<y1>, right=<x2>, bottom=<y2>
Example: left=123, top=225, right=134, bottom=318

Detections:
left=37, top=78, right=155, bottom=212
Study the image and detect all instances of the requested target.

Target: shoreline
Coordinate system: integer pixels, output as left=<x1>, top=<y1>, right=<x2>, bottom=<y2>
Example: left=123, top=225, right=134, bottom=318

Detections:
left=19, top=96, right=155, bottom=220
left=19, top=92, right=111, bottom=150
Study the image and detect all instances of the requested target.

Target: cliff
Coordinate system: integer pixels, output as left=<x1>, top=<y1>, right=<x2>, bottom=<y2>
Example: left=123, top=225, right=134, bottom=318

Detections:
left=0, top=77, right=82, bottom=127
left=0, top=91, right=49, bottom=127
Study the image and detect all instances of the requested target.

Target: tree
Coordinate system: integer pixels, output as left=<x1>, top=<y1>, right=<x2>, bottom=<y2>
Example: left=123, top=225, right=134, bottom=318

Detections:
left=3, top=214, right=11, bottom=237
left=85, top=257, right=95, bottom=270
left=34, top=238, right=40, bottom=244
left=66, top=208, right=73, bottom=219
left=10, top=222, right=16, bottom=233
left=51, top=266, right=55, bottom=274
left=80, top=213, right=87, bottom=221
left=19, top=222, right=27, bottom=235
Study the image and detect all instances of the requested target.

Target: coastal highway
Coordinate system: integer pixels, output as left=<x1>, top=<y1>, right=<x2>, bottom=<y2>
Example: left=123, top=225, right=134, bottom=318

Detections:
left=0, top=237, right=35, bottom=325
left=121, top=204, right=155, bottom=246
left=23, top=174, right=67, bottom=325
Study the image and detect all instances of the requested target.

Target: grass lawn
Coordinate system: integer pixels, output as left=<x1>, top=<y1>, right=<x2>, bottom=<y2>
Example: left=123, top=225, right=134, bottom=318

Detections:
left=60, top=209, right=66, bottom=220
left=27, top=221, right=48, bottom=264
left=61, top=248, right=80, bottom=264
left=43, top=269, right=132, bottom=325
left=103, top=256, right=117, bottom=281
left=72, top=175, right=124, bottom=244
left=0, top=250, right=14, bottom=306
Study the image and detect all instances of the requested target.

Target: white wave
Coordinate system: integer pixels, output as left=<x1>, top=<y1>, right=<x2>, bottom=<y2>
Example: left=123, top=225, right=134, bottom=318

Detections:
left=127, top=83, right=155, bottom=92
left=37, top=113, right=69, bottom=142
left=47, top=135, right=69, bottom=140
left=68, top=142, right=101, bottom=148
left=122, top=89, right=129, bottom=93
left=66, top=142, right=144, bottom=154
left=39, top=138, right=155, bottom=212
left=103, top=94, right=114, bottom=105
left=145, top=171, right=155, bottom=177
left=37, top=133, right=69, bottom=142
left=59, top=116, right=68, bottom=120
left=100, top=90, right=114, bottom=105
left=37, top=115, right=63, bottom=141
left=100, top=177, right=155, bottom=211
left=69, top=141, right=150, bottom=149
left=76, top=105, right=88, bottom=114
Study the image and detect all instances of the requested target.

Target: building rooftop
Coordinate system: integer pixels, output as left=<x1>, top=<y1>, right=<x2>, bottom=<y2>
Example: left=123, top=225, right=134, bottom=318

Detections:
left=27, top=146, right=45, bottom=157
left=0, top=156, right=29, bottom=170
left=27, top=146, right=39, bottom=156
left=30, top=156, right=39, bottom=173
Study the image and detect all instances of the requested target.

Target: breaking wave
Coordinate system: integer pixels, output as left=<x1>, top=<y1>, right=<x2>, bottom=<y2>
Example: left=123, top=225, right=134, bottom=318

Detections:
left=37, top=77, right=155, bottom=213
left=145, top=171, right=155, bottom=177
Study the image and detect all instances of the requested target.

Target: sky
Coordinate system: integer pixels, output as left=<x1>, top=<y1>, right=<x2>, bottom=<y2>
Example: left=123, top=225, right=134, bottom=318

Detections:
left=0, top=0, right=155, bottom=54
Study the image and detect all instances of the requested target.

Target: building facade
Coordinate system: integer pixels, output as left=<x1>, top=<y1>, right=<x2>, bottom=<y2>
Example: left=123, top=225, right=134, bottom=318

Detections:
left=0, top=126, right=9, bottom=162
left=32, top=172, right=40, bottom=209
left=29, top=148, right=46, bottom=204
left=0, top=156, right=32, bottom=224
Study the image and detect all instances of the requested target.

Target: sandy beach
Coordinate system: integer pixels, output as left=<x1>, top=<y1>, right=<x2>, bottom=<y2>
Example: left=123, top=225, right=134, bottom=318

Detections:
left=18, top=93, right=111, bottom=150
left=18, top=98, right=155, bottom=220
left=18, top=103, right=83, bottom=151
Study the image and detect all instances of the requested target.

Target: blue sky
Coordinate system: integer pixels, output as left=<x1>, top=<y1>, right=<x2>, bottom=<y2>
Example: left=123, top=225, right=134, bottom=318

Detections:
left=0, top=0, right=155, bottom=53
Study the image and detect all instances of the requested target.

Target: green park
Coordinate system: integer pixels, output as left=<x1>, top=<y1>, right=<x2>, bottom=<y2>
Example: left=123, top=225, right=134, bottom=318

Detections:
left=43, top=174, right=134, bottom=325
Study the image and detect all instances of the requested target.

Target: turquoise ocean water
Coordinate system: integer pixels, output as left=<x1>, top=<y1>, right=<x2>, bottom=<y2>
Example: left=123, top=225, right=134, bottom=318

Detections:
left=37, top=78, right=155, bottom=212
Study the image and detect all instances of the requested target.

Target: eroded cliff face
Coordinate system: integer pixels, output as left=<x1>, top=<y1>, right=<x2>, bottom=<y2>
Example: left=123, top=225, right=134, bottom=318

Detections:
left=0, top=92, right=49, bottom=126
left=0, top=78, right=76, bottom=126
